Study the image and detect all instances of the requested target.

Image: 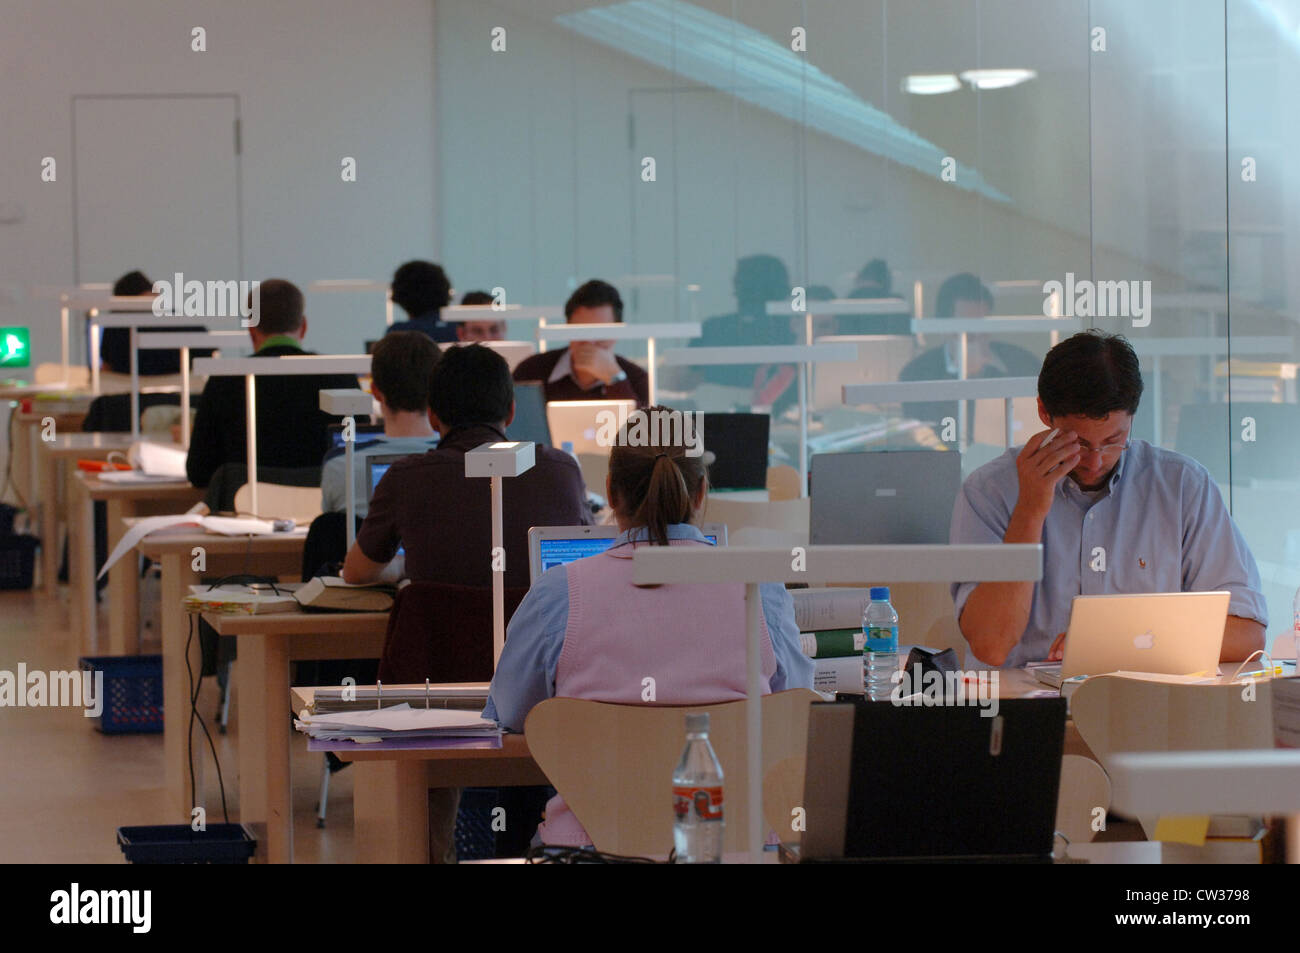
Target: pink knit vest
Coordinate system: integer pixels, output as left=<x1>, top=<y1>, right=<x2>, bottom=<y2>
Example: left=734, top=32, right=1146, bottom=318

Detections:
left=536, top=537, right=777, bottom=848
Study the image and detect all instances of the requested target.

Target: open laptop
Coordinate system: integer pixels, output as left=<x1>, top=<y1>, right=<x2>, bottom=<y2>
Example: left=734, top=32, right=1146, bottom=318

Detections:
left=797, top=697, right=1065, bottom=863
left=506, top=381, right=551, bottom=448
left=700, top=412, right=769, bottom=491
left=327, top=421, right=384, bottom=451
left=809, top=449, right=961, bottom=544
left=1033, top=591, right=1230, bottom=687
left=545, top=399, right=637, bottom=456
left=527, top=522, right=727, bottom=584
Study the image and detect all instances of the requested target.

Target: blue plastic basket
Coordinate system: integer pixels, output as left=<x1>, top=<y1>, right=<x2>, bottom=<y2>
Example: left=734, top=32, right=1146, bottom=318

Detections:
left=455, top=787, right=500, bottom=860
left=117, top=824, right=256, bottom=864
left=0, top=534, right=37, bottom=590
left=79, top=655, right=163, bottom=734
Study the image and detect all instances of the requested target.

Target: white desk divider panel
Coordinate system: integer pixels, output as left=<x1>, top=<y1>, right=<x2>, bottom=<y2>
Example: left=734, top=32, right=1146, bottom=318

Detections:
left=192, top=355, right=372, bottom=517
left=535, top=321, right=703, bottom=408
left=842, top=376, right=1039, bottom=452
left=632, top=542, right=1044, bottom=864
left=765, top=297, right=911, bottom=317
left=136, top=331, right=250, bottom=448
left=309, top=280, right=393, bottom=326
left=442, top=305, right=561, bottom=322
left=1109, top=749, right=1300, bottom=863
left=319, top=389, right=377, bottom=551
left=659, top=342, right=859, bottom=495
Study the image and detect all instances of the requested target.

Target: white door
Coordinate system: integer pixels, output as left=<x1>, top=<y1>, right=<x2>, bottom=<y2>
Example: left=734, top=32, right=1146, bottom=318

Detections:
left=73, top=95, right=241, bottom=287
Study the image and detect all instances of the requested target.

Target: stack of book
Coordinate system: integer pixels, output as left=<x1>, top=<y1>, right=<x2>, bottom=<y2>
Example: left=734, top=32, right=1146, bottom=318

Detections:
left=791, top=588, right=870, bottom=695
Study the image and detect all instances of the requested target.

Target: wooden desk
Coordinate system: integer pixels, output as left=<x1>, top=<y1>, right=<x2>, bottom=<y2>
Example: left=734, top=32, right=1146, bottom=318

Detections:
left=36, top=433, right=136, bottom=590
left=136, top=527, right=308, bottom=828
left=69, top=473, right=205, bottom=655
left=292, top=685, right=546, bottom=865
left=311, top=667, right=1092, bottom=864
left=203, top=610, right=389, bottom=864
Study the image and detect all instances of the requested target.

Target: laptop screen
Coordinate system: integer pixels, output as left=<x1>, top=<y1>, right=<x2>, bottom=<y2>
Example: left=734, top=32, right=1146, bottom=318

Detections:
left=327, top=422, right=384, bottom=451
left=536, top=532, right=721, bottom=576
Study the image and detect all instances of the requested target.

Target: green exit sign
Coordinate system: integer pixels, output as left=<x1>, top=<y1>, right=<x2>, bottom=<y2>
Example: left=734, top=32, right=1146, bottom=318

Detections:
left=0, top=328, right=30, bottom=367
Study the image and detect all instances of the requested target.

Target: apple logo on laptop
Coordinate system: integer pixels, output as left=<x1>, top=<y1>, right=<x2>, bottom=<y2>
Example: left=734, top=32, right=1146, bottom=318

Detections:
left=1133, top=630, right=1155, bottom=650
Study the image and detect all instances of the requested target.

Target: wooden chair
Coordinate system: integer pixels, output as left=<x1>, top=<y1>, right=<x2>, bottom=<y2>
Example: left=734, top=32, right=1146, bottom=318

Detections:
left=524, top=688, right=821, bottom=856
left=700, top=496, right=809, bottom=547
left=1069, top=673, right=1274, bottom=839
left=233, top=481, right=322, bottom=524
left=33, top=363, right=90, bottom=387
left=1055, top=754, right=1111, bottom=845
left=764, top=464, right=801, bottom=501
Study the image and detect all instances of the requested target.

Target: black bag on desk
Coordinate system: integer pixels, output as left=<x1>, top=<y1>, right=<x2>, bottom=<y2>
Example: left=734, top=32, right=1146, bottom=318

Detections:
left=895, top=646, right=963, bottom=700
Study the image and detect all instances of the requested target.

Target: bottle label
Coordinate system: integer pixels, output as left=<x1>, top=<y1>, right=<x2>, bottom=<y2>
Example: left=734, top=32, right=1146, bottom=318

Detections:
left=673, top=785, right=723, bottom=822
left=864, top=624, right=898, bottom=654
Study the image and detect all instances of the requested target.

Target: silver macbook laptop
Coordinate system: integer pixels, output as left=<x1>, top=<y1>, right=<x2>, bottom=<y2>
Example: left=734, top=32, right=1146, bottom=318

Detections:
left=809, top=449, right=961, bottom=545
left=1034, top=591, right=1230, bottom=686
left=527, top=522, right=728, bottom=584
left=545, top=399, right=637, bottom=457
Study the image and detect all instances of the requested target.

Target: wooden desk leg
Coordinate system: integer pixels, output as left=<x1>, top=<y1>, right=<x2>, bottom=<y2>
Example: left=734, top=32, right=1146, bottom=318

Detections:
left=69, top=480, right=97, bottom=656
left=106, top=498, right=140, bottom=655
left=353, top=761, right=432, bottom=864
left=39, top=448, right=59, bottom=591
left=160, top=552, right=205, bottom=822
left=238, top=634, right=292, bottom=863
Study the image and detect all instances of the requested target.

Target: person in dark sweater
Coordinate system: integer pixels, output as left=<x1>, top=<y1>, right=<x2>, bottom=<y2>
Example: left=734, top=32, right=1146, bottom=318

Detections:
left=345, top=344, right=591, bottom=590
left=386, top=260, right=457, bottom=343
left=512, top=280, right=648, bottom=407
left=898, top=273, right=1041, bottom=431
left=185, top=278, right=361, bottom=487
left=98, top=270, right=209, bottom=376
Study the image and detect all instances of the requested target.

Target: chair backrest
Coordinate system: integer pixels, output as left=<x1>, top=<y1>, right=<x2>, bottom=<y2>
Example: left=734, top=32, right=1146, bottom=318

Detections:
left=1070, top=673, right=1274, bottom=838
left=203, top=462, right=320, bottom=514
left=233, top=482, right=322, bottom=524
left=377, top=581, right=528, bottom=684
left=33, top=363, right=91, bottom=387
left=81, top=392, right=180, bottom=433
left=700, top=496, right=809, bottom=547
left=524, top=689, right=821, bottom=856
left=1055, top=754, right=1111, bottom=845
left=765, top=464, right=801, bottom=501
left=575, top=452, right=609, bottom=499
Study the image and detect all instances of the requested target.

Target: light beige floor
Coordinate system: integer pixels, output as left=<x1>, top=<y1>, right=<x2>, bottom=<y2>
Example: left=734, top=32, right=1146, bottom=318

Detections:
left=0, top=583, right=357, bottom=863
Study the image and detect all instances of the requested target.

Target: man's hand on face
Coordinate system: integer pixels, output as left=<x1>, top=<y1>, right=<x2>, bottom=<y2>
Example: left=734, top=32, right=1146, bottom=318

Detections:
left=1016, top=427, right=1081, bottom=518
left=570, top=340, right=621, bottom=387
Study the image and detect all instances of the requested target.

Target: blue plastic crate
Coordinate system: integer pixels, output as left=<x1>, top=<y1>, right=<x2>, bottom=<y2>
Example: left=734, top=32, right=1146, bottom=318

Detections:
left=79, top=655, right=163, bottom=734
left=117, top=824, right=256, bottom=864
left=0, top=534, right=37, bottom=590
left=455, top=787, right=500, bottom=860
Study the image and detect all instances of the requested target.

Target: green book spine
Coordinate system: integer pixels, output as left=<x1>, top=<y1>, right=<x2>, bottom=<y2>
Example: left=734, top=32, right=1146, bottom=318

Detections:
left=799, top=628, right=866, bottom=658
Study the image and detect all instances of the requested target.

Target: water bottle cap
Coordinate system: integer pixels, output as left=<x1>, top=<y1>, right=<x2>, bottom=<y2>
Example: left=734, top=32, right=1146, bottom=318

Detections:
left=685, top=712, right=710, bottom=733
left=870, top=586, right=890, bottom=601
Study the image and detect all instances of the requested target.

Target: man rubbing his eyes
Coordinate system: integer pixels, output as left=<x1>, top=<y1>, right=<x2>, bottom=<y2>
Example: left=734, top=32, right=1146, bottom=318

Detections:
left=949, top=330, right=1266, bottom=668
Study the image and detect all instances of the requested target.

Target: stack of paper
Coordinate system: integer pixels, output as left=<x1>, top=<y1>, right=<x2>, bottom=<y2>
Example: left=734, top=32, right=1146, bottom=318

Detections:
left=185, top=583, right=302, bottom=615
left=294, top=704, right=501, bottom=743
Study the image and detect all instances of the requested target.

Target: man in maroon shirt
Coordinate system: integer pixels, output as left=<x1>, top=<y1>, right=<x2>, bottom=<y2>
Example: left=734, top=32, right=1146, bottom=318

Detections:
left=512, top=279, right=649, bottom=407
left=343, top=344, right=592, bottom=590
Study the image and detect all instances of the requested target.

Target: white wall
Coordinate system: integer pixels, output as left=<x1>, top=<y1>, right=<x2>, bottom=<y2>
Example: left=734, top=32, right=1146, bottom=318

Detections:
left=0, top=0, right=438, bottom=361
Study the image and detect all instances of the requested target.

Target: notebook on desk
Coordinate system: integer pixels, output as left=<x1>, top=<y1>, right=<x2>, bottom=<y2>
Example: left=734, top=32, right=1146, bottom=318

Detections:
left=1032, top=591, right=1230, bottom=687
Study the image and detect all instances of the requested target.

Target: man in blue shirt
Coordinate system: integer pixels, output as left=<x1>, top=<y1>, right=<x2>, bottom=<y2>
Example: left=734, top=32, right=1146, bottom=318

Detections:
left=951, top=330, right=1267, bottom=668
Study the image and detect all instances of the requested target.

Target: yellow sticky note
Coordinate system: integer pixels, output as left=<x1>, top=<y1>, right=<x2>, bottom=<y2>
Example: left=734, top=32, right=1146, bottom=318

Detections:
left=1153, top=815, right=1210, bottom=846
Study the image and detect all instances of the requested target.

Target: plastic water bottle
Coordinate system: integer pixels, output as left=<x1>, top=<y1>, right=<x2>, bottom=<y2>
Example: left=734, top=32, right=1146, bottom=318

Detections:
left=862, top=586, right=899, bottom=701
left=672, top=712, right=724, bottom=863
left=1292, top=586, right=1300, bottom=651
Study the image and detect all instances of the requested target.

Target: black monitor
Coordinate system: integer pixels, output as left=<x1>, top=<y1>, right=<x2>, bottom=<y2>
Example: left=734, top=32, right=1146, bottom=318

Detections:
left=507, top=381, right=551, bottom=448
left=700, top=412, right=769, bottom=490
